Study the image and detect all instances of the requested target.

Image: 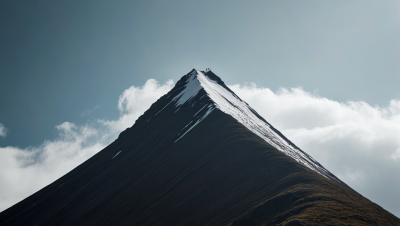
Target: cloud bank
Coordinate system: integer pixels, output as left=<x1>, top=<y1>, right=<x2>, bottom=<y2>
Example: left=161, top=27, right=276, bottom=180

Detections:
left=1, top=79, right=400, bottom=218
left=230, top=83, right=400, bottom=216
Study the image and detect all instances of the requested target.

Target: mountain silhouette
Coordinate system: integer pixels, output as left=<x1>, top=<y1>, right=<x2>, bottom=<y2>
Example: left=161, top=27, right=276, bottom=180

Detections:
left=1, top=69, right=399, bottom=225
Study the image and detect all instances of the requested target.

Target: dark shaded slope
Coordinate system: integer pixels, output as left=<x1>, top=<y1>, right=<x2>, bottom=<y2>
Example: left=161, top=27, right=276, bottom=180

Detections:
left=204, top=70, right=349, bottom=190
left=1, top=70, right=399, bottom=225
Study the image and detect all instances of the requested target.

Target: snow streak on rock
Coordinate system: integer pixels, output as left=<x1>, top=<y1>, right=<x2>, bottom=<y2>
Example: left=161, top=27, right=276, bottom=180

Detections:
left=175, top=104, right=215, bottom=143
left=112, top=151, right=122, bottom=159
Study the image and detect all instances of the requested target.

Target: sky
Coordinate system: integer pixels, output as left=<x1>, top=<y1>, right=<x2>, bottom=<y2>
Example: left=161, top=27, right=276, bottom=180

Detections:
left=1, top=0, right=400, bottom=217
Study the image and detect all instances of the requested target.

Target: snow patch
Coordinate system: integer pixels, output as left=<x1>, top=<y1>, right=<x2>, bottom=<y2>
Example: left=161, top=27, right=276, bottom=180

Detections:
left=172, top=71, right=203, bottom=107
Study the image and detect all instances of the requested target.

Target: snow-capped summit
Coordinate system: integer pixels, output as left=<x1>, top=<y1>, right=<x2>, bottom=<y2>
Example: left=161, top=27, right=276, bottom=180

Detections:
left=157, top=69, right=343, bottom=186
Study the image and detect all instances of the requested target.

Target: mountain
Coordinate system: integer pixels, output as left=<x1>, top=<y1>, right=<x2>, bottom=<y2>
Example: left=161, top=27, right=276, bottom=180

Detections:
left=1, top=69, right=399, bottom=225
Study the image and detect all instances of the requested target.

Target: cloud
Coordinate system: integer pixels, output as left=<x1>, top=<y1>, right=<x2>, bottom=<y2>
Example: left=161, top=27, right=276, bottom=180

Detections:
left=0, top=123, right=7, bottom=137
left=1, top=79, right=400, bottom=218
left=0, top=122, right=104, bottom=210
left=229, top=83, right=400, bottom=217
left=101, top=79, right=174, bottom=133
left=0, top=79, right=173, bottom=212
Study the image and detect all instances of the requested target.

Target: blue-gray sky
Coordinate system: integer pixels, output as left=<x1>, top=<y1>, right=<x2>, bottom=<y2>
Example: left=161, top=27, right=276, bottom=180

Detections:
left=1, top=0, right=400, bottom=217
left=1, top=0, right=399, bottom=148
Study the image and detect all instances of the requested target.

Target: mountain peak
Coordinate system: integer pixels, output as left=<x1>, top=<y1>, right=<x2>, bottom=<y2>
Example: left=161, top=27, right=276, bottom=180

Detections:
left=2, top=69, right=398, bottom=226
left=152, top=69, right=346, bottom=186
left=171, top=69, right=236, bottom=106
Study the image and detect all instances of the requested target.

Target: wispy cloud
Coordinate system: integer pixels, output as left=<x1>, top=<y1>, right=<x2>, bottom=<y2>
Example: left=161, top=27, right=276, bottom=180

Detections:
left=0, top=123, right=7, bottom=137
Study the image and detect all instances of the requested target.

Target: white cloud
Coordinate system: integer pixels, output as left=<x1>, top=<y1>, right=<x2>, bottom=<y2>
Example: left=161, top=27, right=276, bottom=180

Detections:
left=0, top=79, right=173, bottom=212
left=229, top=83, right=400, bottom=216
left=0, top=122, right=104, bottom=211
left=0, top=123, right=7, bottom=137
left=101, top=79, right=174, bottom=134
left=1, top=79, right=400, bottom=218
